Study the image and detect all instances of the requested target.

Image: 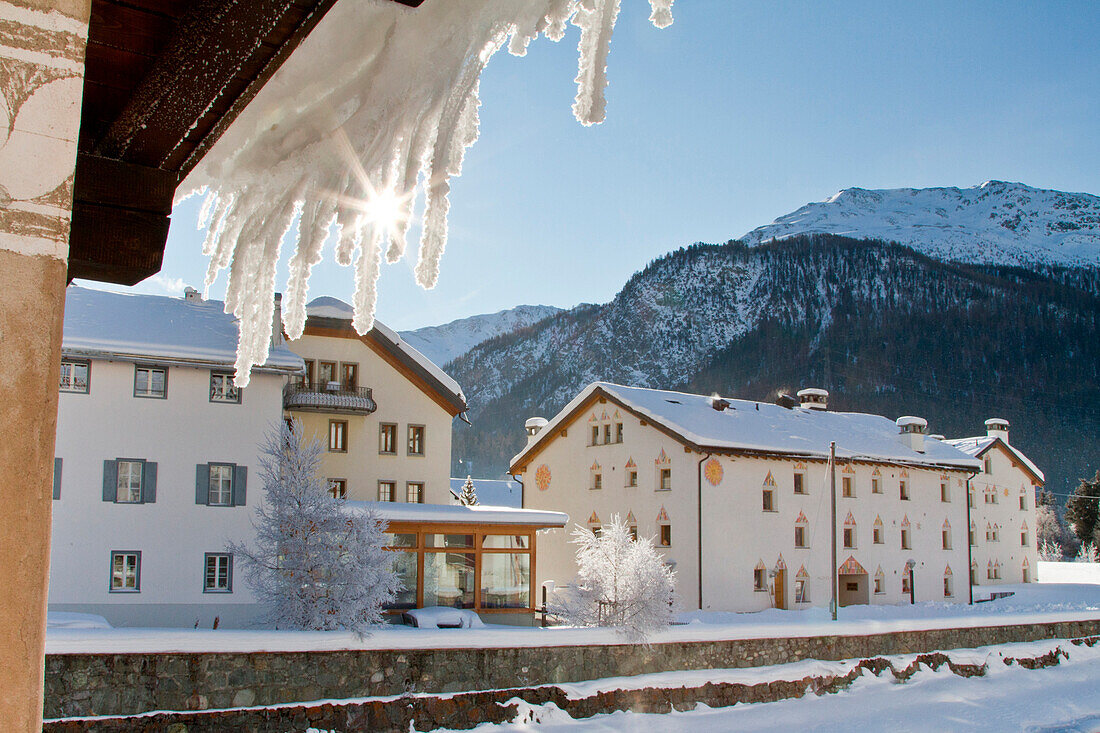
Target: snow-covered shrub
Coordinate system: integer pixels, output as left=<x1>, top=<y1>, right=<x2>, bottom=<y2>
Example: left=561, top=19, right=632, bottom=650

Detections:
left=457, top=475, right=479, bottom=506
left=1037, top=540, right=1063, bottom=562
left=1074, top=542, right=1100, bottom=563
left=551, top=515, right=675, bottom=640
left=228, top=420, right=398, bottom=631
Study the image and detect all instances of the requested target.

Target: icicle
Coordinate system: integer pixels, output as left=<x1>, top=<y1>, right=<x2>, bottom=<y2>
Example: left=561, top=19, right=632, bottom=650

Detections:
left=196, top=190, right=216, bottom=231
left=283, top=197, right=335, bottom=340
left=572, top=0, right=621, bottom=126
left=352, top=225, right=385, bottom=335
left=648, top=0, right=673, bottom=29
left=544, top=0, right=578, bottom=41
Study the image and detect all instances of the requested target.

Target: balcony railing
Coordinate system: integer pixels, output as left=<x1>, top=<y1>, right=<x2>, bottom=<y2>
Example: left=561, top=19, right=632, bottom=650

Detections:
left=283, top=381, right=377, bottom=414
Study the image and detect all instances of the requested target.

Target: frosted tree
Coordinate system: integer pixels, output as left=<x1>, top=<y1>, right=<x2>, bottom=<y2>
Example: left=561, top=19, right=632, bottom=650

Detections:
left=1075, top=542, right=1099, bottom=564
left=1035, top=489, right=1071, bottom=559
left=1065, top=471, right=1100, bottom=548
left=457, top=475, right=479, bottom=506
left=228, top=420, right=398, bottom=631
left=1037, top=541, right=1063, bottom=562
left=551, top=515, right=676, bottom=640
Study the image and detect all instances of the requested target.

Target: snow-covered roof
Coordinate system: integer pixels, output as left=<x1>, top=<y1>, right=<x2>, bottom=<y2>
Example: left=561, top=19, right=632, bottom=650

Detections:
left=512, top=382, right=983, bottom=472
left=345, top=500, right=565, bottom=527
left=62, top=287, right=304, bottom=372
left=305, top=297, right=466, bottom=407
left=449, top=478, right=523, bottom=508
left=944, top=436, right=1045, bottom=483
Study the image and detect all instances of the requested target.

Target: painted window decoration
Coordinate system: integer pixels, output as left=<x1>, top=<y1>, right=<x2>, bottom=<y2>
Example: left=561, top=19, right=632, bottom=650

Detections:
left=625, top=457, right=638, bottom=487
left=794, top=511, right=809, bottom=548
left=656, top=506, right=671, bottom=547
left=943, top=565, right=953, bottom=597
left=874, top=567, right=885, bottom=594
left=1020, top=520, right=1029, bottom=547
left=588, top=511, right=602, bottom=537
left=901, top=515, right=911, bottom=550
left=704, top=457, right=723, bottom=486
left=626, top=511, right=638, bottom=541
left=871, top=467, right=883, bottom=494
left=942, top=519, right=952, bottom=550
left=753, top=560, right=767, bottom=592
left=841, top=464, right=855, bottom=497
left=590, top=461, right=602, bottom=491
left=794, top=565, right=810, bottom=603
left=843, top=512, right=857, bottom=549
left=535, top=464, right=552, bottom=492
left=839, top=556, right=866, bottom=577
left=762, top=471, right=777, bottom=512
left=873, top=515, right=884, bottom=544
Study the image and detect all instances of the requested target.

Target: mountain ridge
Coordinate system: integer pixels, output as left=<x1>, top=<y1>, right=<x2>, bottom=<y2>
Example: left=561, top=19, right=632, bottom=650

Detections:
left=398, top=304, right=563, bottom=368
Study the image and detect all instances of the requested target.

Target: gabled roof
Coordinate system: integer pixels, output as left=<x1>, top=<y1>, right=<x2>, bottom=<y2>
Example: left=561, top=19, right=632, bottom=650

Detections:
left=61, top=286, right=303, bottom=372
left=511, top=382, right=982, bottom=472
left=302, top=297, right=467, bottom=416
left=944, top=435, right=1044, bottom=484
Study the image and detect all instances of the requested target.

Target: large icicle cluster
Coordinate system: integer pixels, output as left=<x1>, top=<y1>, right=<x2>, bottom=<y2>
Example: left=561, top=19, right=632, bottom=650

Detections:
left=180, top=0, right=673, bottom=385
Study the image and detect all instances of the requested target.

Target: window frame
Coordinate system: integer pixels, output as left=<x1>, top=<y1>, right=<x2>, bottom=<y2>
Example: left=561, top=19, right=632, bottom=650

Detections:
left=841, top=475, right=854, bottom=498
left=615, top=423, right=624, bottom=443
left=658, top=467, right=672, bottom=492
left=406, top=481, right=424, bottom=504
left=407, top=424, right=426, bottom=456
left=59, top=358, right=90, bottom=394
left=794, top=578, right=808, bottom=603
left=627, top=469, right=638, bottom=487
left=329, top=420, right=348, bottom=453
left=793, top=472, right=806, bottom=495
left=378, top=480, right=396, bottom=502
left=942, top=529, right=952, bottom=550
left=133, top=364, right=168, bottom=399
left=203, top=552, right=233, bottom=593
left=115, top=459, right=146, bottom=504
left=762, top=487, right=775, bottom=512
left=207, top=462, right=235, bottom=507
left=340, top=362, right=358, bottom=390
left=109, top=550, right=141, bottom=593
left=899, top=480, right=909, bottom=501
left=794, top=525, right=807, bottom=548
left=940, top=482, right=950, bottom=502
left=658, top=523, right=671, bottom=547
left=379, top=423, right=398, bottom=455
left=901, top=528, right=911, bottom=550
left=873, top=527, right=884, bottom=544
left=591, top=472, right=602, bottom=491
left=753, top=568, right=767, bottom=592
left=328, top=478, right=348, bottom=500
left=318, top=360, right=338, bottom=386
left=871, top=476, right=882, bottom=494
left=209, top=371, right=241, bottom=404
left=843, top=527, right=856, bottom=550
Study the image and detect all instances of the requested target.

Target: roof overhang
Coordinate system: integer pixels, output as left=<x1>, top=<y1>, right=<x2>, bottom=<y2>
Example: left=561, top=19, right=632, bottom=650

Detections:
left=70, top=0, right=424, bottom=285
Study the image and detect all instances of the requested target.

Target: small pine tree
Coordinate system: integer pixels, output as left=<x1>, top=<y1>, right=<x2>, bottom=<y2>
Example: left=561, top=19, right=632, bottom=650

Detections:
left=1037, top=540, right=1063, bottom=562
left=458, top=475, right=479, bottom=506
left=1065, top=472, right=1100, bottom=547
left=1075, top=541, right=1099, bottom=564
left=228, top=420, right=398, bottom=632
left=551, top=515, right=676, bottom=640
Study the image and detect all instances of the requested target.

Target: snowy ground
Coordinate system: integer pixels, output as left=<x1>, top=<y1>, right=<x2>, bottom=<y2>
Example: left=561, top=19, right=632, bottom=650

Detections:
left=46, top=563, right=1100, bottom=655
left=442, top=639, right=1100, bottom=732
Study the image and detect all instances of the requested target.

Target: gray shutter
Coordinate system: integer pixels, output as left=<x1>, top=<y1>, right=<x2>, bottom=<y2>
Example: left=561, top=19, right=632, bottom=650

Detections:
left=53, top=458, right=62, bottom=500
left=196, top=464, right=208, bottom=505
left=232, top=465, right=247, bottom=506
left=103, top=460, right=117, bottom=502
left=143, top=462, right=157, bottom=503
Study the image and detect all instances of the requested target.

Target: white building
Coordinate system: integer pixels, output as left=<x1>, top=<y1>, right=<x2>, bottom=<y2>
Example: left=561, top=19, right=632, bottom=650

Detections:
left=946, top=419, right=1042, bottom=587
left=49, top=287, right=303, bottom=628
left=512, top=383, right=987, bottom=612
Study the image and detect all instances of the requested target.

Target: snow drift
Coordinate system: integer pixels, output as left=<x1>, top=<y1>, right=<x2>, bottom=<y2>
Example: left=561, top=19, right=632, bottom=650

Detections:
left=180, top=0, right=673, bottom=385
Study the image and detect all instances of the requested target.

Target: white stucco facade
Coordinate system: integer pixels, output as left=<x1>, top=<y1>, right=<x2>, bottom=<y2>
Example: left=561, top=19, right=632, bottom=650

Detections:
left=514, top=383, right=984, bottom=613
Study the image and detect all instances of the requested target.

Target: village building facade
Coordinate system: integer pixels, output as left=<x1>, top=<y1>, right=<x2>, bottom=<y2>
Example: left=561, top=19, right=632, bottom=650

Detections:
left=512, top=383, right=991, bottom=613
left=946, top=419, right=1042, bottom=587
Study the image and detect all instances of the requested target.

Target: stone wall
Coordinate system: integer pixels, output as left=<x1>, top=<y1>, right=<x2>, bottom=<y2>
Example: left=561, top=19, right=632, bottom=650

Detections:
left=44, top=618, right=1100, bottom=721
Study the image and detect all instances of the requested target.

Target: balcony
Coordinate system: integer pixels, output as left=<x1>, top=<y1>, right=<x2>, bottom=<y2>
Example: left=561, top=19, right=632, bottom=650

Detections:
left=283, top=381, right=377, bottom=415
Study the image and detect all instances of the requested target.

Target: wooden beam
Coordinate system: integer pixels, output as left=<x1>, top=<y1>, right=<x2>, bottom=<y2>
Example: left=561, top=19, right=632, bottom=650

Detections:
left=67, top=202, right=169, bottom=285
left=74, top=154, right=178, bottom=213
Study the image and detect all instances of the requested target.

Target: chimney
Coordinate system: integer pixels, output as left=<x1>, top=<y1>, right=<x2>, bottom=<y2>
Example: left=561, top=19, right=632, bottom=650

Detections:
left=775, top=393, right=798, bottom=410
left=524, top=417, right=548, bottom=446
left=896, top=416, right=928, bottom=453
left=985, top=418, right=1009, bottom=444
left=710, top=396, right=730, bottom=412
left=797, top=388, right=829, bottom=411
left=184, top=286, right=202, bottom=303
left=272, top=293, right=284, bottom=348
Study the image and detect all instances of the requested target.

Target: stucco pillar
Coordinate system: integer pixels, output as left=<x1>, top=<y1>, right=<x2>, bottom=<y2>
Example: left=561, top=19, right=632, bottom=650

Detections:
left=0, top=0, right=89, bottom=728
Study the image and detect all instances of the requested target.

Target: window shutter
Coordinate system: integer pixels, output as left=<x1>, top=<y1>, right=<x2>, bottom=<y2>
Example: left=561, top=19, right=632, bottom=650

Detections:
left=232, top=465, right=247, bottom=506
left=196, top=464, right=208, bottom=505
left=143, top=462, right=157, bottom=503
left=103, top=460, right=117, bottom=502
left=53, top=457, right=62, bottom=500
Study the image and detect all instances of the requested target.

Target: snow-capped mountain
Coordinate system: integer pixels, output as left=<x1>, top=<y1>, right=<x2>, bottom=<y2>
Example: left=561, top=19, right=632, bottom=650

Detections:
left=399, top=304, right=562, bottom=368
left=742, top=181, right=1100, bottom=267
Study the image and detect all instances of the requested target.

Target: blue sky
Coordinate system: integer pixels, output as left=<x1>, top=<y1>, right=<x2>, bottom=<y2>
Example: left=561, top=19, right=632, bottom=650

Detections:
left=106, top=1, right=1100, bottom=331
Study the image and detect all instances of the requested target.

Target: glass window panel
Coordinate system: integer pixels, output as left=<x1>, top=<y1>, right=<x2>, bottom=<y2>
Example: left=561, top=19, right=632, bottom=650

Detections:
left=388, top=550, right=418, bottom=609
left=480, top=553, right=531, bottom=609
left=423, top=552, right=475, bottom=609
left=209, top=464, right=233, bottom=505
left=116, top=461, right=142, bottom=502
left=425, top=534, right=474, bottom=549
left=386, top=533, right=418, bottom=548
left=482, top=534, right=529, bottom=549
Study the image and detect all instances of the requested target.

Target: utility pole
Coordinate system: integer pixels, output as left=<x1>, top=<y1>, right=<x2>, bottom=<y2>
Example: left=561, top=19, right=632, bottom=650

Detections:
left=830, top=441, right=838, bottom=621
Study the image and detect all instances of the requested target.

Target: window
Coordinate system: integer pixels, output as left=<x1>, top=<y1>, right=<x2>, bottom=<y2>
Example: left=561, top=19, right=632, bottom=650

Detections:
left=899, top=480, right=909, bottom=500
left=968, top=490, right=975, bottom=508
left=208, top=464, right=233, bottom=506
left=871, top=476, right=882, bottom=494
left=378, top=481, right=395, bottom=502
left=110, top=551, right=140, bottom=592
left=1019, top=494, right=1027, bottom=510
left=942, top=529, right=952, bottom=550
left=319, top=361, right=337, bottom=385
left=379, top=423, right=397, bottom=454
left=762, top=486, right=775, bottom=512
left=591, top=426, right=600, bottom=446
left=328, top=478, right=347, bottom=499
left=902, top=574, right=911, bottom=594
left=901, top=528, right=911, bottom=550
left=407, top=425, right=425, bottom=456
left=943, top=575, right=953, bottom=597
left=658, top=524, right=671, bottom=547
left=874, top=576, right=884, bottom=594
left=406, top=482, right=424, bottom=504
left=329, top=420, right=348, bottom=452
left=116, top=460, right=144, bottom=503
left=873, top=527, right=883, bottom=544
left=753, top=568, right=767, bottom=592
left=991, top=525, right=1000, bottom=542
left=592, top=473, right=602, bottom=490
left=615, top=423, right=624, bottom=443
left=658, top=468, right=671, bottom=491
left=59, top=359, right=89, bottom=393
left=603, top=424, right=611, bottom=444
left=794, top=579, right=808, bottom=603
left=204, top=553, right=232, bottom=593
left=940, top=482, right=949, bottom=502
left=794, top=526, right=807, bottom=548
left=341, top=362, right=358, bottom=389
left=843, top=527, right=855, bottom=549
left=984, top=456, right=993, bottom=474
left=134, top=365, right=167, bottom=398
left=628, top=525, right=639, bottom=541
left=1021, top=530, right=1029, bottom=546
left=627, top=470, right=638, bottom=487
left=842, top=476, right=853, bottom=498
left=793, top=473, right=806, bottom=495
left=209, top=372, right=240, bottom=403
left=303, top=359, right=315, bottom=385
left=985, top=490, right=998, bottom=505
left=970, top=526, right=977, bottom=546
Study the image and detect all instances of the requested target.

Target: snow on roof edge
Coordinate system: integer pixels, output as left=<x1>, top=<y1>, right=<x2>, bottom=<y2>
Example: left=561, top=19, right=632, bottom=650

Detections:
left=346, top=500, right=566, bottom=527
left=945, top=436, right=1045, bottom=483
